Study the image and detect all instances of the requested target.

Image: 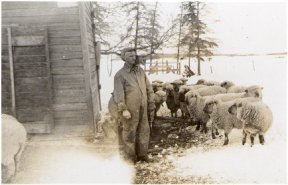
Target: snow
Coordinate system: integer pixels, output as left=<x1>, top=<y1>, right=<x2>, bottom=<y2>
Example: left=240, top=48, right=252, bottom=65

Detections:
left=100, top=54, right=287, bottom=183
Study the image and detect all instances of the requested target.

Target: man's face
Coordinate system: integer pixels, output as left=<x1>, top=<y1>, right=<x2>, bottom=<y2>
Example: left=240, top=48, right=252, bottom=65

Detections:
left=124, top=51, right=136, bottom=65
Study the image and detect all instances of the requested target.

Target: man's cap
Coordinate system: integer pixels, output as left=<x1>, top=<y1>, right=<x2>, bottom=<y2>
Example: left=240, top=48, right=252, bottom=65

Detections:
left=121, top=47, right=136, bottom=61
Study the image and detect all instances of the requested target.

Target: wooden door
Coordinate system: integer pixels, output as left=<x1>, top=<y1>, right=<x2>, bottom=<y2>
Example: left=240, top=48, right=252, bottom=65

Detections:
left=2, top=26, right=54, bottom=133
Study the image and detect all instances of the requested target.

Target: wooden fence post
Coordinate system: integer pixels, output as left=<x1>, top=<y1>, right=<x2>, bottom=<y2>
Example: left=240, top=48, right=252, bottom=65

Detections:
left=7, top=27, right=16, bottom=117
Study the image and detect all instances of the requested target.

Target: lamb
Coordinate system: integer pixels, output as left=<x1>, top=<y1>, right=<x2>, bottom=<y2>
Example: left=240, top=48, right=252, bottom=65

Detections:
left=196, top=79, right=221, bottom=86
left=2, top=114, right=27, bottom=183
left=228, top=99, right=273, bottom=146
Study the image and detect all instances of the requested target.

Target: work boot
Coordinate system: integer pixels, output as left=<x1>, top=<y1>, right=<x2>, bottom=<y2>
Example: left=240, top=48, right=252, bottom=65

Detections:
left=137, top=156, right=153, bottom=163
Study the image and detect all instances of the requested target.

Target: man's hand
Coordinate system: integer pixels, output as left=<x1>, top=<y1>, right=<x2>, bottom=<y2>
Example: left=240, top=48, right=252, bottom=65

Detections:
left=122, top=110, right=131, bottom=119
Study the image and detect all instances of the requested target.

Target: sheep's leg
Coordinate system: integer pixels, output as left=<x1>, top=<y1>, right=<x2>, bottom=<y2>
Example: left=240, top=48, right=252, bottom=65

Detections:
left=250, top=135, right=255, bottom=147
left=223, top=133, right=229, bottom=145
left=14, top=143, right=25, bottom=174
left=242, top=131, right=247, bottom=145
left=4, top=161, right=15, bottom=183
left=209, top=120, right=216, bottom=139
left=215, top=129, right=219, bottom=135
left=211, top=127, right=216, bottom=139
left=200, top=122, right=208, bottom=133
left=195, top=121, right=201, bottom=131
left=259, top=134, right=265, bottom=145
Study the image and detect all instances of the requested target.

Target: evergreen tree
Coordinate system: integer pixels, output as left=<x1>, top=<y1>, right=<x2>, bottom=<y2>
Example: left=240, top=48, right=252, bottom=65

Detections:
left=181, top=1, right=218, bottom=75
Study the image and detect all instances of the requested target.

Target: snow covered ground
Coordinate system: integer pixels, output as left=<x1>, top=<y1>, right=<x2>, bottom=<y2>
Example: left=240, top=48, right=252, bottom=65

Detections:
left=100, top=54, right=287, bottom=183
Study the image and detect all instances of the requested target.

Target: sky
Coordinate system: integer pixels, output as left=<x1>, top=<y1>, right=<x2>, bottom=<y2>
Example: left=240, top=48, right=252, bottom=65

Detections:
left=158, top=2, right=287, bottom=54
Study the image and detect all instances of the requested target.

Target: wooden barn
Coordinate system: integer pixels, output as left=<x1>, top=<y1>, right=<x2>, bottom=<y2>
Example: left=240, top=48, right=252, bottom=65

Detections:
left=1, top=2, right=101, bottom=134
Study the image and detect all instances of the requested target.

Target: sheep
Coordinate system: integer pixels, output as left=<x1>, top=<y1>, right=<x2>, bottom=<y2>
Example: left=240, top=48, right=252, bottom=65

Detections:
left=179, top=77, right=188, bottom=85
left=211, top=91, right=262, bottom=103
left=228, top=99, right=273, bottom=147
left=221, top=81, right=264, bottom=98
left=152, top=80, right=164, bottom=92
left=203, top=90, right=263, bottom=138
left=178, top=85, right=190, bottom=118
left=196, top=79, right=221, bottom=86
left=203, top=98, right=259, bottom=145
left=2, top=114, right=27, bottom=183
left=184, top=85, right=240, bottom=133
left=185, top=91, right=210, bottom=133
left=178, top=84, right=207, bottom=118
left=153, top=90, right=167, bottom=118
left=164, top=83, right=179, bottom=117
left=193, top=85, right=226, bottom=96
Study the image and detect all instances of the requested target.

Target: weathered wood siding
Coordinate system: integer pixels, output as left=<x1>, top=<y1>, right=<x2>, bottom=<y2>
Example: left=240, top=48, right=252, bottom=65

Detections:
left=1, top=28, right=11, bottom=114
left=1, top=2, right=101, bottom=130
left=79, top=2, right=101, bottom=125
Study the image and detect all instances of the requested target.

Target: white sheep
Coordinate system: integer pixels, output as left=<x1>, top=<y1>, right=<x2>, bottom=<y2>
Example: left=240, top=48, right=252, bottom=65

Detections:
left=154, top=90, right=167, bottom=118
left=193, top=85, right=227, bottom=96
left=178, top=84, right=207, bottom=118
left=185, top=91, right=210, bottom=133
left=196, top=79, right=221, bottom=86
left=221, top=81, right=264, bottom=98
left=220, top=81, right=246, bottom=93
left=211, top=91, right=262, bottom=103
left=2, top=114, right=27, bottom=183
left=228, top=99, right=273, bottom=146
left=152, top=80, right=164, bottom=92
left=179, top=77, right=188, bottom=85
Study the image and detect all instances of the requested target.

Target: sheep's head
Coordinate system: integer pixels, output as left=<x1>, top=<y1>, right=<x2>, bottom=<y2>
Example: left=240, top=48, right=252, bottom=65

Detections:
left=179, top=85, right=188, bottom=102
left=228, top=99, right=246, bottom=120
left=155, top=90, right=167, bottom=102
left=164, top=83, right=174, bottom=96
left=196, top=79, right=205, bottom=85
left=180, top=77, right=188, bottom=85
left=152, top=82, right=159, bottom=93
left=171, top=80, right=183, bottom=92
left=203, top=98, right=219, bottom=114
left=245, top=85, right=263, bottom=99
left=152, top=80, right=163, bottom=84
left=185, top=91, right=200, bottom=106
left=220, top=81, right=234, bottom=90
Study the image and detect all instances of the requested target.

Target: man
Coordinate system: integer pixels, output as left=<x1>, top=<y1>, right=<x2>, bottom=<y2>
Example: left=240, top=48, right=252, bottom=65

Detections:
left=113, top=48, right=155, bottom=163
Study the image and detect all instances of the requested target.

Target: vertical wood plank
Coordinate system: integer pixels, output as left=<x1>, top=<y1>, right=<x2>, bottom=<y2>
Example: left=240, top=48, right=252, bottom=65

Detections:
left=7, top=27, right=16, bottom=117
left=78, top=2, right=94, bottom=127
left=45, top=28, right=55, bottom=128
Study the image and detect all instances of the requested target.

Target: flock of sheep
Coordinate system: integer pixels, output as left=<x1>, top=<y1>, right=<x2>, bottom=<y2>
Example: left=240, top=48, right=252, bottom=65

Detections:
left=151, top=78, right=273, bottom=147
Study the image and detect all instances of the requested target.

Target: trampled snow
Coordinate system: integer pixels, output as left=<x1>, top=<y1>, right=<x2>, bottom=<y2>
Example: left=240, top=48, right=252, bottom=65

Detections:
left=99, top=54, right=287, bottom=183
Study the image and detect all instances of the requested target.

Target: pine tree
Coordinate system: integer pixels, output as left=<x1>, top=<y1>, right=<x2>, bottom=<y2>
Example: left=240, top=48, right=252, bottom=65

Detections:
left=91, top=2, right=111, bottom=46
left=181, top=1, right=218, bottom=75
